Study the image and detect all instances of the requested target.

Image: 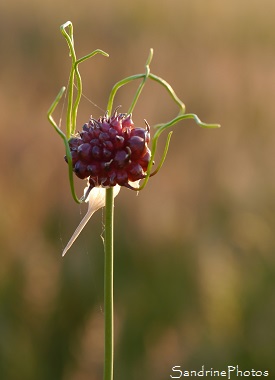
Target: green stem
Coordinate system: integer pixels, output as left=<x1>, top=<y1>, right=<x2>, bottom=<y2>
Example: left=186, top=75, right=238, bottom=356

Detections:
left=104, top=187, right=114, bottom=380
left=127, top=48, right=153, bottom=114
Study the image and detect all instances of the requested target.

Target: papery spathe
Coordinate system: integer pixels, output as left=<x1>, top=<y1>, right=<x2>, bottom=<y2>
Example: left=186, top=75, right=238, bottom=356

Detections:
left=62, top=185, right=120, bottom=256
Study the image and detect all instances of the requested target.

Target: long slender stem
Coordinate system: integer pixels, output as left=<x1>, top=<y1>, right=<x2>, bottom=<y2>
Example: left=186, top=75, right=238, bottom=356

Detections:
left=104, top=187, right=114, bottom=380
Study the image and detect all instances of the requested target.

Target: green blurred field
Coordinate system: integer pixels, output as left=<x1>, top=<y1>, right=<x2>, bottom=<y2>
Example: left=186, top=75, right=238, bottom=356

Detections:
left=1, top=0, right=275, bottom=379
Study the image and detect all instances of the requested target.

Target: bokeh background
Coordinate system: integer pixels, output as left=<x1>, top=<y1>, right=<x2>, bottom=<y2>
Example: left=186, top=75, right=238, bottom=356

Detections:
left=1, top=0, right=275, bottom=379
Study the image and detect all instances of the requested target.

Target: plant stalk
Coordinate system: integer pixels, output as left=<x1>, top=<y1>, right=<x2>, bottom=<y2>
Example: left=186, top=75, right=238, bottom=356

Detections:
left=104, top=187, right=114, bottom=380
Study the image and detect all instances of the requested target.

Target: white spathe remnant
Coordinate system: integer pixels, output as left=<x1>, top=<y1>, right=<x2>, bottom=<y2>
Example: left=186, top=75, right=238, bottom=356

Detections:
left=62, top=185, right=120, bottom=256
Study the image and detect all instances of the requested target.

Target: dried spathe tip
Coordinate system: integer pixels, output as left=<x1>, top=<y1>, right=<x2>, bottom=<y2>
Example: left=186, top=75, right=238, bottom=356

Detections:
left=62, top=185, right=120, bottom=256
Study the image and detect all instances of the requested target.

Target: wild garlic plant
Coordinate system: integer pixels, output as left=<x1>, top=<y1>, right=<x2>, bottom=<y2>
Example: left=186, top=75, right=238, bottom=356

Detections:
left=47, top=21, right=220, bottom=380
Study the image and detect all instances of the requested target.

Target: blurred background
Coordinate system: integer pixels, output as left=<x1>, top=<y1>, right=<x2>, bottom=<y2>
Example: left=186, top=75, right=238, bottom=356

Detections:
left=1, top=0, right=275, bottom=379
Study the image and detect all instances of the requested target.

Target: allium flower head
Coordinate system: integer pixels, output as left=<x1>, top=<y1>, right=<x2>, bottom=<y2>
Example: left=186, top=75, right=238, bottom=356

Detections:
left=65, top=110, right=151, bottom=200
left=48, top=22, right=220, bottom=256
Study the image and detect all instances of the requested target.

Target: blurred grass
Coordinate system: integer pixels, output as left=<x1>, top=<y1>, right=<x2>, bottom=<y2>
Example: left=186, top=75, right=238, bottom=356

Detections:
left=1, top=0, right=275, bottom=379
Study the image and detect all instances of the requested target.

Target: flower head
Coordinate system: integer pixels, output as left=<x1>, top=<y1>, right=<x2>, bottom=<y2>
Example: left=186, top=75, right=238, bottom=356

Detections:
left=65, top=110, right=151, bottom=200
left=48, top=22, right=220, bottom=255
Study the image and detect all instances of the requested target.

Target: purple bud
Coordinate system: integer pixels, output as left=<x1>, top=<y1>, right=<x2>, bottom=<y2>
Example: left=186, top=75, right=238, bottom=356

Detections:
left=82, top=123, right=89, bottom=132
left=103, top=140, right=114, bottom=151
left=128, top=162, right=145, bottom=181
left=114, top=135, right=124, bottom=149
left=99, top=132, right=110, bottom=142
left=127, top=136, right=146, bottom=159
left=114, top=150, right=130, bottom=168
left=68, top=137, right=82, bottom=150
left=91, top=145, right=102, bottom=160
left=101, top=120, right=111, bottom=133
left=138, top=150, right=151, bottom=169
left=78, top=143, right=92, bottom=162
left=109, top=127, right=118, bottom=139
left=102, top=148, right=112, bottom=160
left=74, top=160, right=89, bottom=179
left=80, top=131, right=91, bottom=143
left=122, top=114, right=134, bottom=129
left=110, top=116, right=122, bottom=133
left=87, top=163, right=100, bottom=176
left=116, top=170, right=128, bottom=185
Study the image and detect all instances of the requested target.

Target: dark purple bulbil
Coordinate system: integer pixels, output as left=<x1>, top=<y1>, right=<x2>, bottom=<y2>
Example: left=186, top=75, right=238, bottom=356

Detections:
left=65, top=112, right=151, bottom=192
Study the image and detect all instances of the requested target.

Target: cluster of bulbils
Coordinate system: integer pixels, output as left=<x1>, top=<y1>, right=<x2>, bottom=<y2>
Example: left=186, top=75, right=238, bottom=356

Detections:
left=65, top=111, right=151, bottom=197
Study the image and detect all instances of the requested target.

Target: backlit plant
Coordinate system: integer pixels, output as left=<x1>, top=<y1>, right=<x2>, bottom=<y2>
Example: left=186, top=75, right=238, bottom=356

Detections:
left=47, top=21, right=220, bottom=380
